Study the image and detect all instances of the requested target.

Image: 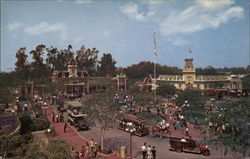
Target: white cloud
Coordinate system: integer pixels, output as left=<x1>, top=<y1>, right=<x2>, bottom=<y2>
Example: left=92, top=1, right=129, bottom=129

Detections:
left=23, top=22, right=66, bottom=35
left=141, top=0, right=164, bottom=5
left=119, top=2, right=153, bottom=21
left=159, top=0, right=243, bottom=37
left=103, top=30, right=110, bottom=36
left=23, top=22, right=68, bottom=43
left=7, top=22, right=24, bottom=32
left=170, top=37, right=190, bottom=46
left=196, top=0, right=235, bottom=9
left=73, top=37, right=82, bottom=43
left=75, top=0, right=92, bottom=4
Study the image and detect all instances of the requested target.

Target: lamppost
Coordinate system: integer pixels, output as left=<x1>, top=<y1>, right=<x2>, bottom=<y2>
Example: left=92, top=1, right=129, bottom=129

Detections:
left=11, top=109, right=15, bottom=132
left=129, top=128, right=135, bottom=158
left=183, top=100, right=190, bottom=120
left=43, top=102, right=48, bottom=117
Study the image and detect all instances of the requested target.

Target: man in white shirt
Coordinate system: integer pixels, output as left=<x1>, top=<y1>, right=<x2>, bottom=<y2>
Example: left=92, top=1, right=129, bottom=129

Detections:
left=141, top=142, right=147, bottom=159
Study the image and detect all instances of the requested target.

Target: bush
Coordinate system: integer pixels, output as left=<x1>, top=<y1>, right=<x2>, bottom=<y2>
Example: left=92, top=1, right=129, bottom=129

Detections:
left=20, top=113, right=34, bottom=134
left=0, top=133, right=32, bottom=157
left=32, top=117, right=50, bottom=131
left=137, top=112, right=162, bottom=126
left=45, top=140, right=71, bottom=158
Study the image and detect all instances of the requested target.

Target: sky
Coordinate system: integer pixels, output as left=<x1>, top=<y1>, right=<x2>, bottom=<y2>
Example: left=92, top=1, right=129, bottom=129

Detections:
left=1, top=0, right=249, bottom=72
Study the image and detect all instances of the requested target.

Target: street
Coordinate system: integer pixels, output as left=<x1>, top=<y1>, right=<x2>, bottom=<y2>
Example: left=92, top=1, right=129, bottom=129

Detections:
left=78, top=123, right=244, bottom=159
left=51, top=100, right=245, bottom=159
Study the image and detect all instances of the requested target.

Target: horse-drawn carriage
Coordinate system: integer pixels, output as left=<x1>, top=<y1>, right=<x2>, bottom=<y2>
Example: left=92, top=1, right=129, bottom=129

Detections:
left=117, top=114, right=149, bottom=137
left=151, top=119, right=170, bottom=138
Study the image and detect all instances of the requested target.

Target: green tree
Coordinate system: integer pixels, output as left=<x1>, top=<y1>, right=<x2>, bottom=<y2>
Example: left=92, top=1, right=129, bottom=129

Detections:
left=26, top=139, right=71, bottom=159
left=211, top=98, right=250, bottom=156
left=0, top=72, right=19, bottom=104
left=46, top=45, right=74, bottom=71
left=20, top=113, right=34, bottom=134
left=242, top=75, right=250, bottom=90
left=76, top=45, right=99, bottom=75
left=83, top=89, right=116, bottom=151
left=156, top=84, right=176, bottom=97
left=175, top=89, right=206, bottom=107
left=15, top=47, right=29, bottom=81
left=124, top=61, right=181, bottom=79
left=98, top=53, right=116, bottom=76
left=30, top=45, right=50, bottom=83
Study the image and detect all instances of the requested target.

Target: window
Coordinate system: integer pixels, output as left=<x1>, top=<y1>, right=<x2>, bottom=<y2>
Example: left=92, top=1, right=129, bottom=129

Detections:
left=179, top=84, right=181, bottom=87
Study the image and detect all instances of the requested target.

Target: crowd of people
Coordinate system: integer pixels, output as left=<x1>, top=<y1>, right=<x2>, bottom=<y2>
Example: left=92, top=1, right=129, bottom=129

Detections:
left=141, top=142, right=157, bottom=159
left=71, top=138, right=100, bottom=159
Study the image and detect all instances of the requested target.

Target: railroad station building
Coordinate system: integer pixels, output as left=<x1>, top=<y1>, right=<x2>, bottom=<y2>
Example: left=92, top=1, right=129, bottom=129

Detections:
left=156, top=58, right=245, bottom=95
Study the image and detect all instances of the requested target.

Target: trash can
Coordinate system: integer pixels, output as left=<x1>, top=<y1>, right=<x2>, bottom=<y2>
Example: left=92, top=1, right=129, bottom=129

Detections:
left=120, top=146, right=126, bottom=158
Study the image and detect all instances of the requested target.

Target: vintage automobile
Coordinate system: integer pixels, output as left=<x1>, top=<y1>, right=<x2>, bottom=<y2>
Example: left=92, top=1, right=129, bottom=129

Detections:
left=117, top=114, right=149, bottom=137
left=66, top=101, right=89, bottom=131
left=169, top=137, right=210, bottom=156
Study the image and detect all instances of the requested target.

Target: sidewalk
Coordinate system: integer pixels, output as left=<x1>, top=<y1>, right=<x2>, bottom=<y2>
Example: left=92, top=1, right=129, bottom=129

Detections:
left=46, top=103, right=123, bottom=159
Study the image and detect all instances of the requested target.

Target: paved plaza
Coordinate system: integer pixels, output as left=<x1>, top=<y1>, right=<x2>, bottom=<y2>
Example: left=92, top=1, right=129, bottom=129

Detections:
left=45, top=99, right=244, bottom=159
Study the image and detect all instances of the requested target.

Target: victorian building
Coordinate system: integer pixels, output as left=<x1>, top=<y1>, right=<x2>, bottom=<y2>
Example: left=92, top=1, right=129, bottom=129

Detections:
left=112, top=73, right=128, bottom=92
left=52, top=59, right=89, bottom=98
left=157, top=59, right=244, bottom=95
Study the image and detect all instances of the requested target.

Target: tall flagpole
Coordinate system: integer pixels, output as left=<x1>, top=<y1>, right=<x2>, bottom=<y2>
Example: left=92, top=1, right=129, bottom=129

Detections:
left=153, top=32, right=157, bottom=102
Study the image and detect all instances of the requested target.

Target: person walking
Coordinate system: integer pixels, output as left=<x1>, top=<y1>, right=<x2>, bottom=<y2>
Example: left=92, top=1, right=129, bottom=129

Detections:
left=90, top=138, right=94, bottom=151
left=56, top=114, right=59, bottom=123
left=185, top=127, right=189, bottom=136
left=141, top=142, right=147, bottom=159
left=157, top=107, right=160, bottom=115
left=85, top=142, right=90, bottom=158
left=161, top=107, right=165, bottom=115
left=64, top=122, right=67, bottom=133
left=52, top=112, right=55, bottom=122
left=147, top=145, right=153, bottom=159
left=93, top=143, right=98, bottom=158
left=152, top=146, right=156, bottom=159
left=80, top=145, right=85, bottom=159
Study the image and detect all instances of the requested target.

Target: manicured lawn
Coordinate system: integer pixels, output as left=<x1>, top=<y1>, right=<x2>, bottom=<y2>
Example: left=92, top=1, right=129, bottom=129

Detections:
left=184, top=108, right=208, bottom=125
left=136, top=112, right=162, bottom=126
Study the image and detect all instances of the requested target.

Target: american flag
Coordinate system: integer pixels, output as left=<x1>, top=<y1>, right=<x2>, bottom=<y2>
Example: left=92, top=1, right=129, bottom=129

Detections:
left=188, top=49, right=192, bottom=54
left=153, top=32, right=157, bottom=57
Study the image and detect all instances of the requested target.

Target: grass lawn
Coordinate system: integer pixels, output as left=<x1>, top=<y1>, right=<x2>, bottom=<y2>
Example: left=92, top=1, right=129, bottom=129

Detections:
left=184, top=108, right=208, bottom=125
left=136, top=112, right=162, bottom=126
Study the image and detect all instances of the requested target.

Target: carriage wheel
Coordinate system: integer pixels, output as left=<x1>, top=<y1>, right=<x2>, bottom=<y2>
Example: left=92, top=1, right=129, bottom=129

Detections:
left=175, top=147, right=182, bottom=153
left=202, top=150, right=210, bottom=156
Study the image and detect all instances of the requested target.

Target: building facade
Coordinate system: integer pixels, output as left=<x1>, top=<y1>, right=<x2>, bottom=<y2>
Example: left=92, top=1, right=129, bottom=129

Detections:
left=112, top=73, right=128, bottom=92
left=157, top=59, right=244, bottom=94
left=52, top=59, right=89, bottom=98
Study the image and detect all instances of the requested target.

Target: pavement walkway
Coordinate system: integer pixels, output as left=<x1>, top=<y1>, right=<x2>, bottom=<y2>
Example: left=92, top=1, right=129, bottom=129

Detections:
left=45, top=101, right=123, bottom=159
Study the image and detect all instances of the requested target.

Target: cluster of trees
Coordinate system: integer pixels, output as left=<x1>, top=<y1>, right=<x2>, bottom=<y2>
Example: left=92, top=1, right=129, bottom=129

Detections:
left=211, top=98, right=250, bottom=156
left=0, top=72, right=20, bottom=105
left=0, top=133, right=71, bottom=159
left=83, top=88, right=117, bottom=151
left=0, top=112, right=51, bottom=158
left=15, top=45, right=117, bottom=84
left=196, top=65, right=250, bottom=75
left=123, top=61, right=181, bottom=79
